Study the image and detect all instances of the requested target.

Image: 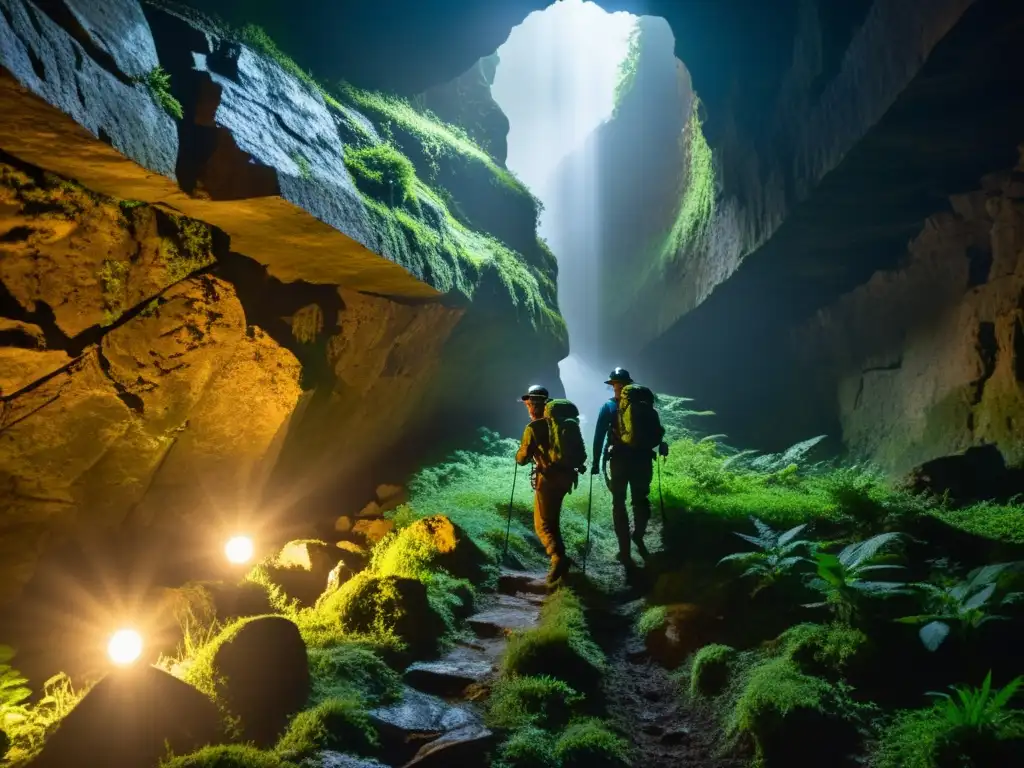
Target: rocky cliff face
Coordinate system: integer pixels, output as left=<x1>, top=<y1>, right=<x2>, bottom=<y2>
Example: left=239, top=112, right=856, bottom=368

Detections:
left=0, top=0, right=565, bottom=612
left=792, top=151, right=1024, bottom=475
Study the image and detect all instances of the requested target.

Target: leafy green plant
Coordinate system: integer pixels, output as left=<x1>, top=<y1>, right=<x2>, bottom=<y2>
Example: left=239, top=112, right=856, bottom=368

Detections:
left=928, top=671, right=1023, bottom=734
left=804, top=533, right=907, bottom=623
left=139, top=66, right=183, bottom=119
left=898, top=562, right=1023, bottom=651
left=718, top=517, right=815, bottom=595
left=0, top=652, right=82, bottom=763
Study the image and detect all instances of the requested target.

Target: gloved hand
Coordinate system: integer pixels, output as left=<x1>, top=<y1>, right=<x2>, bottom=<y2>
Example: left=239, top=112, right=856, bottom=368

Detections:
left=658, top=442, right=669, bottom=457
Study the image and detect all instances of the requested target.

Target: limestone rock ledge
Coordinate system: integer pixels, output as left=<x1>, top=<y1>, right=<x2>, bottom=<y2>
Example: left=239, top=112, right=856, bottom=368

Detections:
left=793, top=150, right=1024, bottom=475
left=0, top=0, right=566, bottom=612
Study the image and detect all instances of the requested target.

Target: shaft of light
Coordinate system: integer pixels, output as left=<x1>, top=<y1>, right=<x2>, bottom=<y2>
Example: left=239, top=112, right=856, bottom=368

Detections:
left=225, top=535, right=254, bottom=564
left=108, top=629, right=143, bottom=665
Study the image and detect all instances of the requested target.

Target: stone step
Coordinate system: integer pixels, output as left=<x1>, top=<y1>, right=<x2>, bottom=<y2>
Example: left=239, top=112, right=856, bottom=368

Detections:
left=497, top=569, right=549, bottom=596
left=403, top=643, right=497, bottom=698
left=466, top=593, right=541, bottom=639
left=369, top=686, right=481, bottom=767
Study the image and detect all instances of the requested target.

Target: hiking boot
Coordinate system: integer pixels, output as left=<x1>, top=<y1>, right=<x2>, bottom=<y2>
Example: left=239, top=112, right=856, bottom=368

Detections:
left=547, top=556, right=572, bottom=584
left=632, top=532, right=649, bottom=560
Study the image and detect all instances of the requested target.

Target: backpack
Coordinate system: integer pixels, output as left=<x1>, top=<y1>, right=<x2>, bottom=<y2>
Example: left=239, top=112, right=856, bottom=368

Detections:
left=618, top=384, right=664, bottom=451
left=543, top=399, right=588, bottom=471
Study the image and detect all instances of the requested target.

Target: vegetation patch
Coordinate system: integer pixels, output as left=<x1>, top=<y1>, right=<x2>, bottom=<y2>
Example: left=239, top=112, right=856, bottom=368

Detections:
left=612, top=21, right=642, bottom=114
left=137, top=65, right=183, bottom=120
left=553, top=718, right=630, bottom=768
left=930, top=501, right=1024, bottom=545
left=344, top=144, right=417, bottom=207
left=274, top=697, right=378, bottom=760
left=160, top=744, right=296, bottom=768
left=306, top=642, right=402, bottom=707
left=503, top=589, right=605, bottom=696
left=689, top=643, right=736, bottom=698
left=487, top=676, right=584, bottom=731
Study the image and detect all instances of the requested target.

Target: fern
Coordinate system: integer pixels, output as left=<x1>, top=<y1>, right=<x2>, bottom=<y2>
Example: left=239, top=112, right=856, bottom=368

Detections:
left=804, top=533, right=908, bottom=623
left=928, top=672, right=1023, bottom=733
left=898, top=561, right=1024, bottom=651
left=718, top=517, right=815, bottom=595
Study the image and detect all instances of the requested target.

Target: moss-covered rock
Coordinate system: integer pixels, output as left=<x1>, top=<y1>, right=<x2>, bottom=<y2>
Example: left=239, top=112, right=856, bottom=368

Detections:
left=307, top=642, right=403, bottom=707
left=371, top=515, right=488, bottom=583
left=160, top=744, right=297, bottom=768
left=321, top=573, right=446, bottom=657
left=275, top=697, right=379, bottom=760
left=184, top=616, right=310, bottom=746
left=486, top=676, right=584, bottom=731
left=246, top=540, right=342, bottom=608
left=493, top=725, right=557, bottom=768
left=553, top=719, right=630, bottom=768
left=689, top=643, right=736, bottom=698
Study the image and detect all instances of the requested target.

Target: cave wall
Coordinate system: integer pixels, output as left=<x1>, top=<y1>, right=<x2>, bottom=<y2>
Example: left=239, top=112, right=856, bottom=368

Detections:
left=792, top=151, right=1024, bottom=475
left=0, top=0, right=565, bottom=613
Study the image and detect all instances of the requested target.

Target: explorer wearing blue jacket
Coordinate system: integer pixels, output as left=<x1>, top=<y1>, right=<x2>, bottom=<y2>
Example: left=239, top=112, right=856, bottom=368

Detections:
left=592, top=367, right=666, bottom=565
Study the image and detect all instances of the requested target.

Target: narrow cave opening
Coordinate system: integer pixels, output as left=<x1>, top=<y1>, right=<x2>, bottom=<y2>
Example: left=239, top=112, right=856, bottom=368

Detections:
left=489, top=0, right=696, bottom=435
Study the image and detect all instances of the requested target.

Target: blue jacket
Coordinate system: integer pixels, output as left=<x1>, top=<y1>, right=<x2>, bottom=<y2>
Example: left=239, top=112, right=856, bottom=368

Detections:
left=593, top=398, right=618, bottom=463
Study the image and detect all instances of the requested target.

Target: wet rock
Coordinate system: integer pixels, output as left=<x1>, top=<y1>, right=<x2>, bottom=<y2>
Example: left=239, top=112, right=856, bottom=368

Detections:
left=403, top=644, right=496, bottom=697
left=315, top=752, right=390, bottom=768
left=30, top=666, right=221, bottom=768
left=209, top=616, right=310, bottom=746
left=369, top=687, right=480, bottom=767
left=404, top=722, right=495, bottom=767
left=467, top=593, right=540, bottom=639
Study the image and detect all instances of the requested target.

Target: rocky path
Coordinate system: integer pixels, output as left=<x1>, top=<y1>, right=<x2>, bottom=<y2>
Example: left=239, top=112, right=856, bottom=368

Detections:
left=584, top=573, right=745, bottom=768
left=356, top=569, right=548, bottom=767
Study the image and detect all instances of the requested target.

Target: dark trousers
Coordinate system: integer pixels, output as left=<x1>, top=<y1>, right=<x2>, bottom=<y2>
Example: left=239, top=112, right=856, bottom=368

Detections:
left=609, top=451, right=653, bottom=554
left=534, top=468, right=575, bottom=560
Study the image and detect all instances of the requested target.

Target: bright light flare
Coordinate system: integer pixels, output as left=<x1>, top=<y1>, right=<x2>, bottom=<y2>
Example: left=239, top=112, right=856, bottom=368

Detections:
left=107, top=628, right=143, bottom=665
left=225, top=535, right=254, bottom=564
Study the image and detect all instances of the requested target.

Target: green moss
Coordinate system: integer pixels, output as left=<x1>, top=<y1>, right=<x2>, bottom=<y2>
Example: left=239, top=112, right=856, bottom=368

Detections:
left=487, top=676, right=584, bottom=731
left=690, top=644, right=736, bottom=698
left=553, top=719, right=630, bottom=768
left=98, top=258, right=129, bottom=327
left=494, top=725, right=558, bottom=768
left=726, top=656, right=832, bottom=745
left=274, top=697, right=377, bottom=759
left=662, top=99, right=715, bottom=265
left=160, top=744, right=296, bottom=768
left=344, top=144, right=416, bottom=206
left=773, top=623, right=867, bottom=677
left=162, top=214, right=215, bottom=284
left=238, top=25, right=317, bottom=87
left=318, top=572, right=445, bottom=656
left=289, top=152, right=313, bottom=182
left=634, top=605, right=668, bottom=638
left=338, top=82, right=533, bottom=202
left=307, top=642, right=401, bottom=707
left=931, top=501, right=1024, bottom=544
left=138, top=65, right=183, bottom=120
left=503, top=590, right=605, bottom=695
left=612, top=21, right=642, bottom=114
left=182, top=615, right=267, bottom=713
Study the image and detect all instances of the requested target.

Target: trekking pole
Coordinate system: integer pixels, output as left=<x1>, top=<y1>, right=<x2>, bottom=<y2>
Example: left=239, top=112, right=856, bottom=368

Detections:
left=583, top=470, right=594, bottom=575
left=502, top=461, right=519, bottom=561
left=657, top=456, right=666, bottom=529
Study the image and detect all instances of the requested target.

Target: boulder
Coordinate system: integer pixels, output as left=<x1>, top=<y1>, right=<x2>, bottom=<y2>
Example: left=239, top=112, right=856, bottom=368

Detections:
left=330, top=574, right=445, bottom=657
left=206, top=616, right=310, bottom=746
left=400, top=516, right=488, bottom=583
left=375, top=484, right=409, bottom=513
left=351, top=519, right=395, bottom=546
left=643, top=603, right=719, bottom=670
left=335, top=516, right=355, bottom=534
left=403, top=643, right=496, bottom=697
left=30, top=666, right=221, bottom=768
left=902, top=444, right=1024, bottom=503
left=258, top=540, right=342, bottom=607
left=356, top=501, right=382, bottom=519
